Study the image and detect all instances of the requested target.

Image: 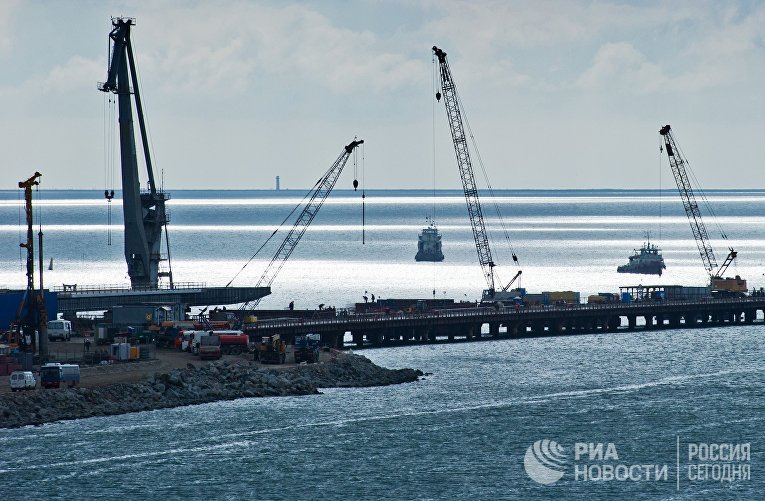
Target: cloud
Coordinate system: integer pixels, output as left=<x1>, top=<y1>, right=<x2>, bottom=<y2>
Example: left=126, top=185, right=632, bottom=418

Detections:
left=43, top=56, right=104, bottom=92
left=575, top=42, right=666, bottom=93
left=0, top=0, right=20, bottom=54
left=132, top=2, right=428, bottom=95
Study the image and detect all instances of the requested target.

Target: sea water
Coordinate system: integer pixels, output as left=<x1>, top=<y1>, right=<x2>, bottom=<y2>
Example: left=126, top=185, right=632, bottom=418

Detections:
left=0, top=189, right=763, bottom=498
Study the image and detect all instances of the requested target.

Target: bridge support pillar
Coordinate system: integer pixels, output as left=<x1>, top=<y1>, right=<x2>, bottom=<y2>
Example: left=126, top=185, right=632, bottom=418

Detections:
left=669, top=315, right=681, bottom=328
left=745, top=310, right=757, bottom=324
left=323, top=331, right=343, bottom=349
left=644, top=316, right=654, bottom=329
left=627, top=316, right=636, bottom=330
left=489, top=323, right=500, bottom=337
left=352, top=332, right=364, bottom=348
left=607, top=316, right=620, bottom=331
left=370, top=332, right=382, bottom=347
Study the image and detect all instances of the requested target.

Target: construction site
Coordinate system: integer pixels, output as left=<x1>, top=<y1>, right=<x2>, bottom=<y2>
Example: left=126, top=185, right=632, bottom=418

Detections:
left=1, top=21, right=762, bottom=389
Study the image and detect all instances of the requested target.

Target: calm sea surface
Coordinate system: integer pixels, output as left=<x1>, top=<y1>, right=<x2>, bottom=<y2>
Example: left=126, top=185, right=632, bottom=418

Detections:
left=0, top=189, right=763, bottom=498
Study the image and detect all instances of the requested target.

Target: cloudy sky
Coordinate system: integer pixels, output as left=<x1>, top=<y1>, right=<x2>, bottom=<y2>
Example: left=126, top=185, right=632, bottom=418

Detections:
left=2, top=0, right=765, bottom=190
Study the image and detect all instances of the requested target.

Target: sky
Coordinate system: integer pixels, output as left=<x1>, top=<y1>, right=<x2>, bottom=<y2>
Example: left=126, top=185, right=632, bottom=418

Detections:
left=1, top=0, right=765, bottom=190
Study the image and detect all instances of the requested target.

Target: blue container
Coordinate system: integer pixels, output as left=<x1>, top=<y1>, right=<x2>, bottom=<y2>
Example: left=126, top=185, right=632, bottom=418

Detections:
left=621, top=292, right=632, bottom=303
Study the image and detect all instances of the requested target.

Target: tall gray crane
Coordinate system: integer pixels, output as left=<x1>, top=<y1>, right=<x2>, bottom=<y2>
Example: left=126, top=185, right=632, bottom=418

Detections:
left=99, top=17, right=172, bottom=289
left=432, top=46, right=520, bottom=300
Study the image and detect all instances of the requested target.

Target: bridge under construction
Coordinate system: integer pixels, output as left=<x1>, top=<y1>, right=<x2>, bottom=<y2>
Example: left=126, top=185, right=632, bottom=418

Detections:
left=246, top=296, right=765, bottom=349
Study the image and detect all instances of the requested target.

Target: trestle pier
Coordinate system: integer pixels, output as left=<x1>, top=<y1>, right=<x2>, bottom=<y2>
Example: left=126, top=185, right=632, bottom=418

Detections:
left=247, top=297, right=765, bottom=349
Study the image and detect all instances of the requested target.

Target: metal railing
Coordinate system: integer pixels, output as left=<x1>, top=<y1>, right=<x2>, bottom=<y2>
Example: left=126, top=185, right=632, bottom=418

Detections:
left=53, top=282, right=207, bottom=294
left=252, top=296, right=765, bottom=331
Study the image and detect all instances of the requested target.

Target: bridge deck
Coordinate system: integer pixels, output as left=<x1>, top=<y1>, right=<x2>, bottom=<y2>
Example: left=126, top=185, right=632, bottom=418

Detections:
left=246, top=296, right=765, bottom=348
left=57, top=286, right=270, bottom=313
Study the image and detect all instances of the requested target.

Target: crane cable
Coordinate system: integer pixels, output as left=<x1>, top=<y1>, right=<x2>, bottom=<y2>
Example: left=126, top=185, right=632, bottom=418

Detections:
left=671, top=130, right=728, bottom=241
left=431, top=53, right=438, bottom=299
left=658, top=138, right=663, bottom=242
left=452, top=83, right=521, bottom=287
left=225, top=175, right=326, bottom=288
left=361, top=142, right=366, bottom=245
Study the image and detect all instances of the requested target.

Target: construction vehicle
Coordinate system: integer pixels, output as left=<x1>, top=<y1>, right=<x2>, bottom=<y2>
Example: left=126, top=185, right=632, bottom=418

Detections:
left=236, top=139, right=364, bottom=309
left=12, top=172, right=49, bottom=358
left=659, top=125, right=747, bottom=295
left=198, top=334, right=222, bottom=360
left=99, top=17, right=173, bottom=289
left=256, top=334, right=286, bottom=364
left=432, top=46, right=521, bottom=302
left=294, top=333, right=321, bottom=364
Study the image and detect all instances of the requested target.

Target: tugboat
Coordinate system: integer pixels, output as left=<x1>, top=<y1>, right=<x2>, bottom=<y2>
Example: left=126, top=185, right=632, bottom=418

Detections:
left=617, top=235, right=666, bottom=276
left=415, top=218, right=444, bottom=262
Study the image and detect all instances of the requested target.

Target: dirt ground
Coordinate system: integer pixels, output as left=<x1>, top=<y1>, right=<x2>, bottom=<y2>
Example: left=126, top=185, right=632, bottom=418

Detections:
left=1, top=337, right=315, bottom=395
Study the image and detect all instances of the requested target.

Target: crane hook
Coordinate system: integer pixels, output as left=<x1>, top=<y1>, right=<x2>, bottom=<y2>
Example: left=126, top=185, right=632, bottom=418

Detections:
left=353, top=179, right=359, bottom=191
left=435, top=91, right=442, bottom=102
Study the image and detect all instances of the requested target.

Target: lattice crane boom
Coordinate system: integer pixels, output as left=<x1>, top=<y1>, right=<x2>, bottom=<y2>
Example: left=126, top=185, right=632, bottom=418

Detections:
left=433, top=46, right=497, bottom=293
left=660, top=124, right=736, bottom=278
left=245, top=139, right=364, bottom=309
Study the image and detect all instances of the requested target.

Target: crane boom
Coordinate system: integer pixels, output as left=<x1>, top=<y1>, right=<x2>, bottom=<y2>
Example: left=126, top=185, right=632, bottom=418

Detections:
left=99, top=17, right=172, bottom=289
left=433, top=46, right=497, bottom=293
left=245, top=139, right=364, bottom=308
left=659, top=124, right=736, bottom=279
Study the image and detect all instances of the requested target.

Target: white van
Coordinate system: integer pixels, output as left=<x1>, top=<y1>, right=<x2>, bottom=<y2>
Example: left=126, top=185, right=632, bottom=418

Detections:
left=9, top=371, right=36, bottom=391
left=48, top=319, right=72, bottom=341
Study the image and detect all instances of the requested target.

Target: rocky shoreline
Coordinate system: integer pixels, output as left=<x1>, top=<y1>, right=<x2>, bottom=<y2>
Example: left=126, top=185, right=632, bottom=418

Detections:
left=0, top=354, right=422, bottom=429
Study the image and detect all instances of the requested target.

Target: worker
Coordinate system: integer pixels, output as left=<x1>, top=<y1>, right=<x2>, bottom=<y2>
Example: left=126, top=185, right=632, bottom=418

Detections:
left=84, top=338, right=91, bottom=353
left=289, top=301, right=294, bottom=311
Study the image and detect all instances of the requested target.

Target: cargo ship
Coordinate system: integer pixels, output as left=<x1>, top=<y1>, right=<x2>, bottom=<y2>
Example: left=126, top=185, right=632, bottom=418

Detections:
left=617, top=237, right=666, bottom=276
left=415, top=221, right=444, bottom=262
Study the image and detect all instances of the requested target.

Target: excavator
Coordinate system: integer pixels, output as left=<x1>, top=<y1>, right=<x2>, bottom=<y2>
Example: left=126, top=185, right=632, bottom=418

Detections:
left=432, top=46, right=522, bottom=302
left=659, top=125, right=747, bottom=295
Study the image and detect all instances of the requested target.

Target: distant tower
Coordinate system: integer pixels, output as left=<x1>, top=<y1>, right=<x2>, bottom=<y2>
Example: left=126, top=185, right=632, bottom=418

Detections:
left=275, top=176, right=280, bottom=191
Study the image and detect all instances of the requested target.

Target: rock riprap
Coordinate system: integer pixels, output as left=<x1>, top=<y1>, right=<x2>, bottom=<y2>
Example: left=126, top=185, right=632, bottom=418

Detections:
left=0, top=354, right=422, bottom=429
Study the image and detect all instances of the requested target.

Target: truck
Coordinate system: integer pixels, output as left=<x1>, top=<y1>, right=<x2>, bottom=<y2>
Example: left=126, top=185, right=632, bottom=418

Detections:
left=198, top=334, right=221, bottom=360
left=294, top=333, right=321, bottom=364
left=190, top=330, right=248, bottom=356
left=256, top=334, right=286, bottom=364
